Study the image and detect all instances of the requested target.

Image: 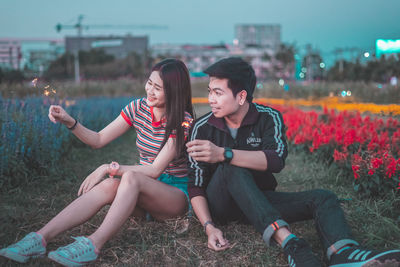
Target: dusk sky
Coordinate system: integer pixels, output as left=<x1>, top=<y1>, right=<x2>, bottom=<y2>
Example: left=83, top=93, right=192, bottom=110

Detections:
left=1, top=0, right=399, bottom=56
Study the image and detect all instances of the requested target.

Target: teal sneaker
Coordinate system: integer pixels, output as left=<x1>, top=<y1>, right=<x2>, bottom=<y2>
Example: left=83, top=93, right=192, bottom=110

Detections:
left=0, top=232, right=46, bottom=263
left=329, top=246, right=400, bottom=267
left=48, top=236, right=98, bottom=266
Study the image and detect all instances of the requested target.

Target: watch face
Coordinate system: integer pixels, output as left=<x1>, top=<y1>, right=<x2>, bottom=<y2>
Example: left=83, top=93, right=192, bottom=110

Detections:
left=224, top=148, right=233, bottom=162
left=110, top=161, right=119, bottom=170
left=109, top=161, right=120, bottom=177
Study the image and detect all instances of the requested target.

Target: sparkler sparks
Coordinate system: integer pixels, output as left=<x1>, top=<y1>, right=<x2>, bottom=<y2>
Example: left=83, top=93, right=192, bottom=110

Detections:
left=32, top=78, right=58, bottom=97
left=31, top=78, right=38, bottom=87
left=181, top=118, right=193, bottom=129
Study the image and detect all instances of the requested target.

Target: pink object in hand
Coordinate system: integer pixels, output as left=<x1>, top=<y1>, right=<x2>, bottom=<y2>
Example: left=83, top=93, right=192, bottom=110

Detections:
left=108, top=161, right=120, bottom=178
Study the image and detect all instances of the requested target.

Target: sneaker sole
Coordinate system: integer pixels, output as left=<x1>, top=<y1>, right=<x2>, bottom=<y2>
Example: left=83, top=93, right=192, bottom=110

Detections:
left=363, top=259, right=400, bottom=267
left=48, top=252, right=93, bottom=267
left=330, top=250, right=400, bottom=267
left=0, top=250, right=45, bottom=263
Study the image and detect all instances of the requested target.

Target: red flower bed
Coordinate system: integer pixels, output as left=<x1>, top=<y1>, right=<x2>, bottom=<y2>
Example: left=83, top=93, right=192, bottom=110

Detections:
left=274, top=105, right=400, bottom=197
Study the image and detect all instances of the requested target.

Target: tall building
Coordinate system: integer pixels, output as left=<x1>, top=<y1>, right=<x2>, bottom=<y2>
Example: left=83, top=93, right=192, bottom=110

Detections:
left=235, top=24, right=281, bottom=51
left=0, top=38, right=64, bottom=71
left=65, top=35, right=148, bottom=59
left=0, top=39, right=22, bottom=69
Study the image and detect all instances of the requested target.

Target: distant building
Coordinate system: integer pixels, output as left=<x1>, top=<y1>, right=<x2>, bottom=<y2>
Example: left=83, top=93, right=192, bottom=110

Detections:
left=65, top=35, right=148, bottom=59
left=0, top=38, right=64, bottom=72
left=235, top=24, right=281, bottom=51
left=152, top=43, right=230, bottom=74
left=151, top=43, right=277, bottom=80
left=0, top=39, right=22, bottom=70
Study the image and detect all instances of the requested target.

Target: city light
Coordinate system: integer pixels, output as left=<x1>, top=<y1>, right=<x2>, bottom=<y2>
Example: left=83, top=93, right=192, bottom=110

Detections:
left=364, top=52, right=370, bottom=58
left=279, top=79, right=285, bottom=86
left=376, top=39, right=400, bottom=58
left=301, top=67, right=307, bottom=73
left=299, top=73, right=305, bottom=79
left=284, top=84, right=290, bottom=91
left=320, top=62, right=325, bottom=68
left=341, top=90, right=352, bottom=97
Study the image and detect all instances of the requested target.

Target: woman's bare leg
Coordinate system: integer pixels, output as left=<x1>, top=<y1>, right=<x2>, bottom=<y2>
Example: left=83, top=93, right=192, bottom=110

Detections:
left=89, top=171, right=187, bottom=250
left=37, top=178, right=120, bottom=242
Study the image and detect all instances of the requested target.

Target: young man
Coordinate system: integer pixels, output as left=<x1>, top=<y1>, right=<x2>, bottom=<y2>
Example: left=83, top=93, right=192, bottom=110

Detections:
left=186, top=57, right=400, bottom=267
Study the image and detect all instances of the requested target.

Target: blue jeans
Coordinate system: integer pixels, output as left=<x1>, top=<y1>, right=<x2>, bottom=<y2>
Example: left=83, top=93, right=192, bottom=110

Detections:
left=206, top=164, right=358, bottom=258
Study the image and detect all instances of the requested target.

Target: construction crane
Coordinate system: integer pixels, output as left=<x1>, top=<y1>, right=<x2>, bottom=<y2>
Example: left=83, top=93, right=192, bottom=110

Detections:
left=55, top=15, right=168, bottom=83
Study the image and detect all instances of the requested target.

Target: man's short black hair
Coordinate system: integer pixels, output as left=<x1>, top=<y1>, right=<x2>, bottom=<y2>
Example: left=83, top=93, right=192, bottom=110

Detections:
left=203, top=57, right=256, bottom=102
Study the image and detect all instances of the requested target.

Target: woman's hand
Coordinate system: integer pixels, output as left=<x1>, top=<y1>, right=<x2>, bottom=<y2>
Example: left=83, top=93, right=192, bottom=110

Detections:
left=48, top=105, right=75, bottom=128
left=78, top=164, right=108, bottom=196
left=206, top=225, right=230, bottom=251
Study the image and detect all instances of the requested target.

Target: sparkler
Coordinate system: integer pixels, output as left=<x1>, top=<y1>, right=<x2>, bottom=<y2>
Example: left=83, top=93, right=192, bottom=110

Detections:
left=181, top=118, right=193, bottom=129
left=31, top=78, right=61, bottom=106
left=31, top=78, right=58, bottom=98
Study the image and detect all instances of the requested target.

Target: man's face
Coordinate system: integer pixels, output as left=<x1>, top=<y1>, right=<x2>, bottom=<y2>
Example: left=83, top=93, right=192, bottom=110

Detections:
left=208, top=77, right=241, bottom=118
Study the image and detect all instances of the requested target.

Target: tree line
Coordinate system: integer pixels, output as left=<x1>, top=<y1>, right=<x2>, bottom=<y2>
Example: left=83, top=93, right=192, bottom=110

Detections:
left=326, top=54, right=400, bottom=83
left=0, top=47, right=399, bottom=84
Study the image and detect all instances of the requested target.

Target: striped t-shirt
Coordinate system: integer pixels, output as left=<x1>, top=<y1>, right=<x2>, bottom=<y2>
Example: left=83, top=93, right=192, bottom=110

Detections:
left=121, top=97, right=193, bottom=177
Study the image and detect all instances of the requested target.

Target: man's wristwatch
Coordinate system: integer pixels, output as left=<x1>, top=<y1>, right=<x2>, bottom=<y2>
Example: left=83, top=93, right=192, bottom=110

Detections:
left=223, top=147, right=233, bottom=163
left=203, top=220, right=215, bottom=232
left=108, top=161, right=120, bottom=178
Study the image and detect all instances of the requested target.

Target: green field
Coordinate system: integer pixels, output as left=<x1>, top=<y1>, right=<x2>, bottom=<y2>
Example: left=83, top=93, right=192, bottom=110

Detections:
left=1, top=103, right=399, bottom=266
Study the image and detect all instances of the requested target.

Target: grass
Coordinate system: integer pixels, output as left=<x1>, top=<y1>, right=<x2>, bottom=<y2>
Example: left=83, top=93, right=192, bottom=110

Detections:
left=1, top=119, right=400, bottom=266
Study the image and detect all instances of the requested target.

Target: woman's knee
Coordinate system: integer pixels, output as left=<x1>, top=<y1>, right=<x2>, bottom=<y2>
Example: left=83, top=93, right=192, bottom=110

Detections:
left=120, top=171, right=144, bottom=189
left=97, top=178, right=120, bottom=195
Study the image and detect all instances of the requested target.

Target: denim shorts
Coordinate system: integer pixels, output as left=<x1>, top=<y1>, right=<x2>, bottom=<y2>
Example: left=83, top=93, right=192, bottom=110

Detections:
left=157, top=173, right=191, bottom=211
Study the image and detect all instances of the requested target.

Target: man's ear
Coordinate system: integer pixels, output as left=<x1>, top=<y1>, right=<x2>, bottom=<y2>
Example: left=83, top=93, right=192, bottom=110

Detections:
left=238, top=90, right=247, bottom=105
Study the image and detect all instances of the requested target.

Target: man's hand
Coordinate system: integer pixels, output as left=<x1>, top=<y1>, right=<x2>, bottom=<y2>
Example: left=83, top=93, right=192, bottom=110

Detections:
left=206, top=225, right=230, bottom=251
left=186, top=140, right=224, bottom=163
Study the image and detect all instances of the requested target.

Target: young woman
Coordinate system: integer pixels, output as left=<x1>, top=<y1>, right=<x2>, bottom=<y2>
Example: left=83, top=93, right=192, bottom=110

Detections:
left=0, top=59, right=194, bottom=266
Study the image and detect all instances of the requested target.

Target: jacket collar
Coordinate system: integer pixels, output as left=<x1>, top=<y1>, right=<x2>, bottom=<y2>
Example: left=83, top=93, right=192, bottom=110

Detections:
left=208, top=103, right=260, bottom=131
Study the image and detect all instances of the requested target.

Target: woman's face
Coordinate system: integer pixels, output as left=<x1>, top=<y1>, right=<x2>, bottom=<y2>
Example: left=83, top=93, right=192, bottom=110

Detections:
left=145, top=71, right=165, bottom=108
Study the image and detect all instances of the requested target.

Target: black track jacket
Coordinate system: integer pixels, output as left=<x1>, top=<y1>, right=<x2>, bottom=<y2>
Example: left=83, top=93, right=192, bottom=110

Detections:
left=187, top=103, right=288, bottom=200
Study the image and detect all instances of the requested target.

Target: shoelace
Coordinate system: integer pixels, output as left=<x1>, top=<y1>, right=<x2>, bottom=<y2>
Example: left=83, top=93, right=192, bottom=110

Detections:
left=57, top=237, right=92, bottom=259
left=13, top=235, right=40, bottom=252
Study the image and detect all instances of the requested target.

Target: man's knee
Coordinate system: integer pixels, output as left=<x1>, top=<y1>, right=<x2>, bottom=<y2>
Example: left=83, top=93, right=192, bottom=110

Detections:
left=312, top=189, right=339, bottom=205
left=215, top=163, right=253, bottom=182
left=228, top=165, right=253, bottom=176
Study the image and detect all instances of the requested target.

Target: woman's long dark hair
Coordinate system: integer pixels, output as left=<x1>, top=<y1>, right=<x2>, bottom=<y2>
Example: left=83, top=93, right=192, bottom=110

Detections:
left=152, top=59, right=194, bottom=156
